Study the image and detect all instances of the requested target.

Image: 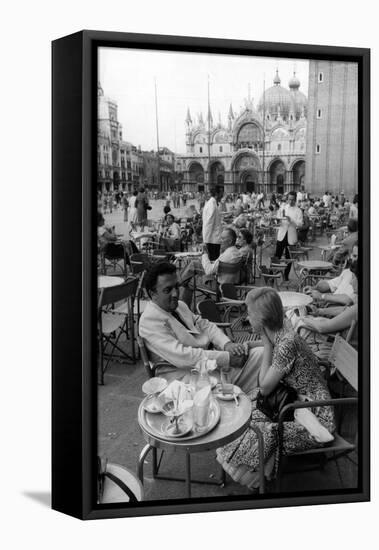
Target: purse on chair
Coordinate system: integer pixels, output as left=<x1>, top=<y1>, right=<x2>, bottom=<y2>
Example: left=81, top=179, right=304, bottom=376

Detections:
left=256, top=381, right=298, bottom=423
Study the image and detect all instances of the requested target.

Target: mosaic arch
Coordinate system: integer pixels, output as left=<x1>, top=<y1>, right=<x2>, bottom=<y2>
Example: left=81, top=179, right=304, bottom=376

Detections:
left=269, top=158, right=286, bottom=194
left=209, top=161, right=225, bottom=195
left=232, top=153, right=260, bottom=193
left=188, top=162, right=205, bottom=189
left=236, top=122, right=262, bottom=147
left=292, top=160, right=305, bottom=190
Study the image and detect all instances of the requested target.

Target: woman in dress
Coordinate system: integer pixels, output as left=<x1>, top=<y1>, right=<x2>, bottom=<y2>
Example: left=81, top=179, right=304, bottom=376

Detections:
left=216, top=287, right=335, bottom=490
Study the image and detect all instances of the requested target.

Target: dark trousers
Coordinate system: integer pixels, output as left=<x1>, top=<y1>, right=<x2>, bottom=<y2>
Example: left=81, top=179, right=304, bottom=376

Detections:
left=275, top=233, right=291, bottom=280
left=206, top=243, right=221, bottom=261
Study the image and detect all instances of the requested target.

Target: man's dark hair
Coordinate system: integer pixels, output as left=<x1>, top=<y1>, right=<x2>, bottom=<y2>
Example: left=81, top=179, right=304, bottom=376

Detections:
left=239, top=228, right=253, bottom=245
left=97, top=211, right=104, bottom=225
left=144, top=262, right=177, bottom=294
left=209, top=187, right=217, bottom=197
left=353, top=194, right=358, bottom=204
left=224, top=227, right=237, bottom=245
left=347, top=219, right=358, bottom=233
left=288, top=191, right=296, bottom=199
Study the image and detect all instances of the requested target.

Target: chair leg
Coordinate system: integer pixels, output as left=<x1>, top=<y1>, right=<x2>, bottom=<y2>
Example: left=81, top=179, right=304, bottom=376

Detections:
left=138, top=444, right=153, bottom=485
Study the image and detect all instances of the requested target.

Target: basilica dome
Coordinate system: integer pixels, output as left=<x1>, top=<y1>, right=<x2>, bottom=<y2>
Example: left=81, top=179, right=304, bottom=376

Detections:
left=257, top=70, right=292, bottom=120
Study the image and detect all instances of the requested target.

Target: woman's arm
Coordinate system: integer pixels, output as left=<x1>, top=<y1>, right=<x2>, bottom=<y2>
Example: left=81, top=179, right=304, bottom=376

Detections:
left=302, top=305, right=357, bottom=334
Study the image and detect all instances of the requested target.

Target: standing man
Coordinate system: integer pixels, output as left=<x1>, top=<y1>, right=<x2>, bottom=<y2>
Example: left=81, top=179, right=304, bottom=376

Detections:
left=275, top=190, right=303, bottom=280
left=202, top=187, right=222, bottom=261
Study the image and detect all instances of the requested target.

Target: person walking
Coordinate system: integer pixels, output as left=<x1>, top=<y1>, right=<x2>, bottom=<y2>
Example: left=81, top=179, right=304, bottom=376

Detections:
left=202, top=187, right=222, bottom=261
left=275, top=190, right=303, bottom=280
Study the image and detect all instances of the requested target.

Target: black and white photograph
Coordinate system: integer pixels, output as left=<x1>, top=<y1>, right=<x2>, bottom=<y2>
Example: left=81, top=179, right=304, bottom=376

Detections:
left=96, top=43, right=364, bottom=506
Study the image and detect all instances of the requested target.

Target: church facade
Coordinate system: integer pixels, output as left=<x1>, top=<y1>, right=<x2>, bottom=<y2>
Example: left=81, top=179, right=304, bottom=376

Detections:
left=176, top=71, right=307, bottom=196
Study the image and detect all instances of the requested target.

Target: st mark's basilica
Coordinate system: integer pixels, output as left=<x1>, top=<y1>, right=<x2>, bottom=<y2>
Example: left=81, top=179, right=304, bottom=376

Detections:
left=176, top=70, right=307, bottom=196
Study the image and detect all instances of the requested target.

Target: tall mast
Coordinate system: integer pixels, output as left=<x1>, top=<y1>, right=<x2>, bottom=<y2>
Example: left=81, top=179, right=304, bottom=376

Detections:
left=154, top=78, right=161, bottom=190
left=262, top=75, right=266, bottom=193
left=207, top=75, right=211, bottom=191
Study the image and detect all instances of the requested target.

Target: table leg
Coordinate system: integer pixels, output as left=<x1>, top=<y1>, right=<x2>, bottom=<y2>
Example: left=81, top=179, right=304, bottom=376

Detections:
left=185, top=452, right=192, bottom=498
left=138, top=444, right=153, bottom=485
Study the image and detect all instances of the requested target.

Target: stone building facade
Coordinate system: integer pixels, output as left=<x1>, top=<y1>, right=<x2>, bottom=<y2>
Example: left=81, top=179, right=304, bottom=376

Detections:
left=97, top=82, right=175, bottom=193
left=176, top=71, right=307, bottom=196
left=305, top=61, right=358, bottom=198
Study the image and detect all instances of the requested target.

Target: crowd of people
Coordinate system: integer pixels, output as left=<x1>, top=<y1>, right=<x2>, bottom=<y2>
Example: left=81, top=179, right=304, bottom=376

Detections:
left=98, top=184, right=359, bottom=492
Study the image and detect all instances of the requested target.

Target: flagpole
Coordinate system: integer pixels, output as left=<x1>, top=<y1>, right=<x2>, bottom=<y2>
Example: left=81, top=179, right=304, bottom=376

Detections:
left=154, top=78, right=161, bottom=191
left=207, top=75, right=211, bottom=192
left=262, top=75, right=266, bottom=194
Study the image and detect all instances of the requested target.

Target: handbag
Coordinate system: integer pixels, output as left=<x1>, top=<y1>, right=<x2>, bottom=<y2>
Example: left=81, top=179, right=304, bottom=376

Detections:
left=256, top=381, right=298, bottom=423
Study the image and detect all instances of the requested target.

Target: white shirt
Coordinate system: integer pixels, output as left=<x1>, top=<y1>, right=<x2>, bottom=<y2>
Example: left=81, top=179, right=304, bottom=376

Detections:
left=328, top=269, right=356, bottom=301
left=201, top=246, right=243, bottom=283
left=202, top=197, right=222, bottom=244
left=349, top=204, right=358, bottom=220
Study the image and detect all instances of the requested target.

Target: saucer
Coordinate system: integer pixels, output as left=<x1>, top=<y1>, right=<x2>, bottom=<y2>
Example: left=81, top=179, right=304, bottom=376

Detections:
left=215, top=385, right=242, bottom=401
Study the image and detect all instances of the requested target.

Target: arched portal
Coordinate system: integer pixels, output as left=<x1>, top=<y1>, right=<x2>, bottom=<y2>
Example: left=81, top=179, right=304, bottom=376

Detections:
left=292, top=160, right=305, bottom=191
left=269, top=159, right=286, bottom=194
left=233, top=153, right=260, bottom=193
left=188, top=162, right=205, bottom=192
left=210, top=161, right=225, bottom=196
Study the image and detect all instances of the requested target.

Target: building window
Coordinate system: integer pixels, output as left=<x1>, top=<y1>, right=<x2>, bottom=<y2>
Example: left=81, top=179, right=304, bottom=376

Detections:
left=277, top=144, right=281, bottom=151
left=219, top=146, right=223, bottom=152
left=316, top=144, right=321, bottom=154
left=317, top=108, right=322, bottom=119
left=98, top=170, right=102, bottom=177
left=318, top=72, right=323, bottom=83
left=199, top=147, right=203, bottom=153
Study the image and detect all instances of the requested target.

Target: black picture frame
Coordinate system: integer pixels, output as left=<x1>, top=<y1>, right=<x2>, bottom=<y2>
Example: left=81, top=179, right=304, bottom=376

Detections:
left=52, top=30, right=370, bottom=520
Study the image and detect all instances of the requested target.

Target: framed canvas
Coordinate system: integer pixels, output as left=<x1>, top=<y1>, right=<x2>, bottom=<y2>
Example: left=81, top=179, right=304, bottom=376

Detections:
left=52, top=30, right=370, bottom=520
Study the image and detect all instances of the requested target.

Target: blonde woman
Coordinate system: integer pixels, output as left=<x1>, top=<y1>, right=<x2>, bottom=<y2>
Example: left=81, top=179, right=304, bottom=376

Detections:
left=216, top=287, right=335, bottom=491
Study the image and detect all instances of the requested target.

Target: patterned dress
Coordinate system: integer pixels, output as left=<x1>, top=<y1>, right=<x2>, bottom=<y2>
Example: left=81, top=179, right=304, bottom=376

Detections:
left=216, top=326, right=335, bottom=487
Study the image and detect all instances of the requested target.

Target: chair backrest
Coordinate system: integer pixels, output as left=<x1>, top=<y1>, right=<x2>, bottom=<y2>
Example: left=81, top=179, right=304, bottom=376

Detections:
left=98, top=277, right=138, bottom=310
left=218, top=259, right=244, bottom=284
left=197, top=299, right=223, bottom=324
left=130, top=253, right=150, bottom=273
left=329, top=335, right=358, bottom=391
left=136, top=335, right=154, bottom=378
left=220, top=283, right=239, bottom=301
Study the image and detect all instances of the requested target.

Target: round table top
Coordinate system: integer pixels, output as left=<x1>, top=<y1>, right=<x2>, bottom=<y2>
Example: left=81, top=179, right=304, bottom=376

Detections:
left=297, top=260, right=334, bottom=270
left=138, top=393, right=251, bottom=453
left=174, top=251, right=202, bottom=258
left=279, top=291, right=313, bottom=309
left=98, top=275, right=124, bottom=289
left=131, top=231, right=158, bottom=240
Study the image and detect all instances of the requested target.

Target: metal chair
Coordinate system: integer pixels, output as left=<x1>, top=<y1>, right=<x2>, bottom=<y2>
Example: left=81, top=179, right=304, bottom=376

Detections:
left=98, top=459, right=144, bottom=504
left=98, top=277, right=138, bottom=384
left=275, top=335, right=358, bottom=490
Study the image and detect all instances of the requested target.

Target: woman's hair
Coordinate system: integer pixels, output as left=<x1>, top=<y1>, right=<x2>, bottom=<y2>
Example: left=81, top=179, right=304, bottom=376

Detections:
left=246, top=287, right=284, bottom=331
left=239, top=228, right=253, bottom=245
left=353, top=194, right=358, bottom=204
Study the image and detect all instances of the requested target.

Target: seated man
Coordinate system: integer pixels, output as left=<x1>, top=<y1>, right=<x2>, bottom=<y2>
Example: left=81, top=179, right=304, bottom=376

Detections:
left=328, top=218, right=358, bottom=265
left=201, top=227, right=243, bottom=284
left=303, top=243, right=358, bottom=311
left=139, top=262, right=264, bottom=395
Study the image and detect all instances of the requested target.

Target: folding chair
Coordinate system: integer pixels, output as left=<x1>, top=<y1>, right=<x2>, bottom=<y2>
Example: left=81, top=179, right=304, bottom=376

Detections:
left=98, top=277, right=138, bottom=384
left=275, top=335, right=358, bottom=490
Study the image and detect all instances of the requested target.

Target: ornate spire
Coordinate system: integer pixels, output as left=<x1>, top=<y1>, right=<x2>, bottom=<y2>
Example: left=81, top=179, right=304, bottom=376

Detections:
left=207, top=106, right=213, bottom=127
left=228, top=103, right=234, bottom=119
left=273, top=69, right=281, bottom=85
left=97, top=81, right=104, bottom=96
left=198, top=112, right=204, bottom=125
left=185, top=107, right=192, bottom=125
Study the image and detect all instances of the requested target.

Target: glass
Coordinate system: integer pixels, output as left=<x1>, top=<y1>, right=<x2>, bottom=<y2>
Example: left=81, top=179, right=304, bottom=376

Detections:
left=220, top=366, right=233, bottom=395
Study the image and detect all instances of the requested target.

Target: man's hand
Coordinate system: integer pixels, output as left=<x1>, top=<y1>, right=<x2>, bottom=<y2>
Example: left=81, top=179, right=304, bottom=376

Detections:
left=229, top=353, right=247, bottom=368
left=224, top=342, right=245, bottom=356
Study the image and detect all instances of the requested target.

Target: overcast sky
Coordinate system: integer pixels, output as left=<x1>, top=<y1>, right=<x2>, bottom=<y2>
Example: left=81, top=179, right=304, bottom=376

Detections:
left=99, top=47, right=309, bottom=154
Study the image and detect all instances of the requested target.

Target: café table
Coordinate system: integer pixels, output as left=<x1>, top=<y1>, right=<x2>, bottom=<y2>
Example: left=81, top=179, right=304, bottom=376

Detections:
left=296, top=260, right=334, bottom=289
left=137, top=393, right=262, bottom=497
left=98, top=275, right=125, bottom=289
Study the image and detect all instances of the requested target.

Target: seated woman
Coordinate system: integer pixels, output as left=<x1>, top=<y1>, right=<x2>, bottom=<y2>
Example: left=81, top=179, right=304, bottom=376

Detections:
left=237, top=229, right=256, bottom=283
left=97, top=212, right=131, bottom=264
left=160, top=213, right=181, bottom=252
left=216, top=287, right=335, bottom=491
